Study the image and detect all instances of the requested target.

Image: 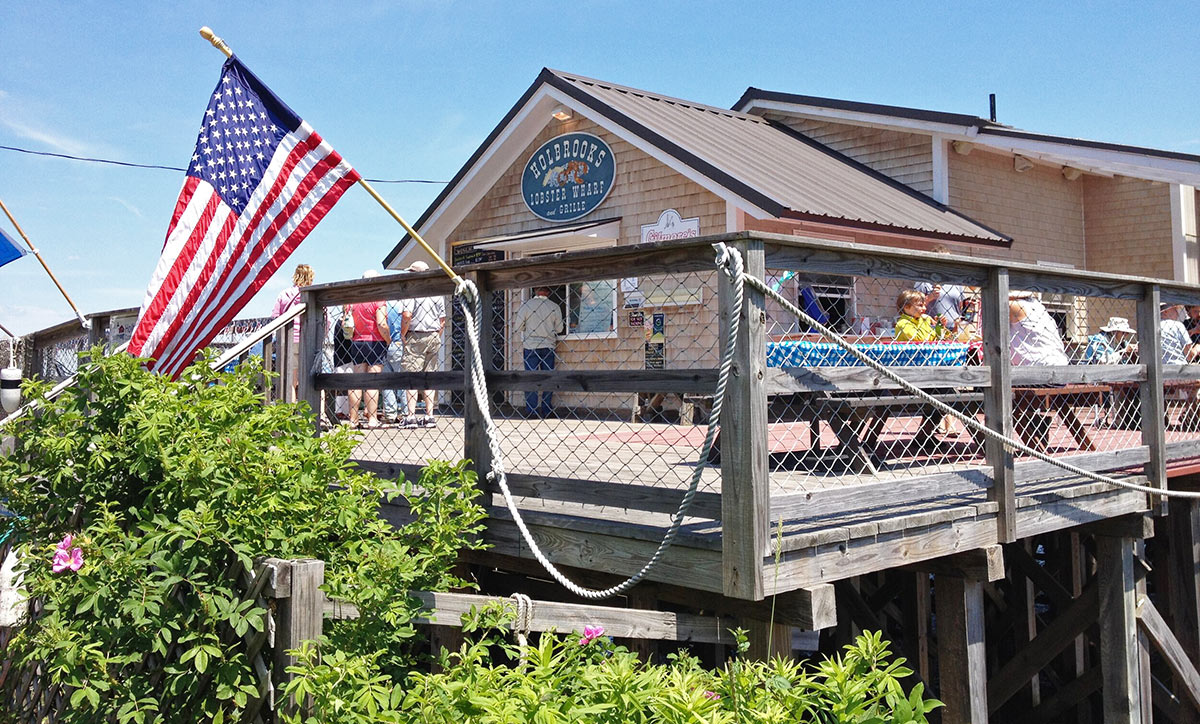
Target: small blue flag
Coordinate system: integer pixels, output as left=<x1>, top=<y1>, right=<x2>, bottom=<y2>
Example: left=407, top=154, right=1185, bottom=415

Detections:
left=0, top=227, right=25, bottom=269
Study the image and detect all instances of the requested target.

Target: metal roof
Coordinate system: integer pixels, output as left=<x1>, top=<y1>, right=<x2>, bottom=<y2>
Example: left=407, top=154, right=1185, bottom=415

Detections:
left=382, top=69, right=1009, bottom=267
left=736, top=88, right=1200, bottom=166
left=547, top=70, right=1009, bottom=245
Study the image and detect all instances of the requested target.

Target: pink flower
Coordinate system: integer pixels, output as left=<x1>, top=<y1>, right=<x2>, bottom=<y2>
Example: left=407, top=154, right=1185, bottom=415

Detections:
left=579, top=625, right=605, bottom=645
left=702, top=690, right=721, bottom=701
left=51, top=535, right=83, bottom=573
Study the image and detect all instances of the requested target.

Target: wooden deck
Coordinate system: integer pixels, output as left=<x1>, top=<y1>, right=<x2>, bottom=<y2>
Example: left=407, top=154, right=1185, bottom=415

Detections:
left=293, top=232, right=1200, bottom=602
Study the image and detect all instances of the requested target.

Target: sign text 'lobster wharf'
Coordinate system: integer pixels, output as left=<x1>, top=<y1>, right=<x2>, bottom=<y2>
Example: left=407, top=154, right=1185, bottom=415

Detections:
left=522, top=132, right=616, bottom=222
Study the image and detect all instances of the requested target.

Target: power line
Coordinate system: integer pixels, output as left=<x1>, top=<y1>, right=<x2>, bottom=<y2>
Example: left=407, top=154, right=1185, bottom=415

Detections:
left=0, top=144, right=449, bottom=185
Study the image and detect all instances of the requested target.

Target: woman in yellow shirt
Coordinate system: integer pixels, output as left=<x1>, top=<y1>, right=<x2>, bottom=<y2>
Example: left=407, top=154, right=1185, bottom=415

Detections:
left=894, top=289, right=937, bottom=342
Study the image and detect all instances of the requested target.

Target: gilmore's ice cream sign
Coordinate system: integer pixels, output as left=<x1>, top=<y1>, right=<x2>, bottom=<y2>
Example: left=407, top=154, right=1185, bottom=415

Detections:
left=522, top=132, right=615, bottom=222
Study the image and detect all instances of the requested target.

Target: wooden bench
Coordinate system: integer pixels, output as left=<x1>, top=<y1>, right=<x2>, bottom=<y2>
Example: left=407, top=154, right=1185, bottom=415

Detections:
left=1011, top=384, right=1110, bottom=453
left=1108, top=380, right=1200, bottom=431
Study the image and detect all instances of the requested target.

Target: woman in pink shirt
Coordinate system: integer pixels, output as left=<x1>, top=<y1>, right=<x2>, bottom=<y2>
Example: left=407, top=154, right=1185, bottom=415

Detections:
left=347, top=270, right=390, bottom=427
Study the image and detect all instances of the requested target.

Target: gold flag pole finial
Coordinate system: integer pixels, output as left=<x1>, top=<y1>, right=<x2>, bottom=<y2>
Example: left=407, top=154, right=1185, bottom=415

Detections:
left=199, top=27, right=233, bottom=59
left=195, top=27, right=462, bottom=285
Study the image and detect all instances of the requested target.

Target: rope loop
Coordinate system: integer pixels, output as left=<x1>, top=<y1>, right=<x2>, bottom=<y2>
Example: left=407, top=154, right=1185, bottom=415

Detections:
left=454, top=276, right=477, bottom=303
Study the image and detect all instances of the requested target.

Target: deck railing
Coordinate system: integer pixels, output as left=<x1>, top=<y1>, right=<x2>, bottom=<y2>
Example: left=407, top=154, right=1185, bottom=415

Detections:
left=300, top=232, right=1200, bottom=598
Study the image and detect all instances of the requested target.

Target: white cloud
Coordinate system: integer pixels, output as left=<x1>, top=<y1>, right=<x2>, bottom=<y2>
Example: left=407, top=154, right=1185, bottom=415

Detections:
left=107, top=197, right=144, bottom=218
left=0, top=90, right=99, bottom=157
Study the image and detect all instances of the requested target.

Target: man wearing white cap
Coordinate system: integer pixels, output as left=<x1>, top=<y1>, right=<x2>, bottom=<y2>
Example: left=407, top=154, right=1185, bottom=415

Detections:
left=399, top=260, right=446, bottom=428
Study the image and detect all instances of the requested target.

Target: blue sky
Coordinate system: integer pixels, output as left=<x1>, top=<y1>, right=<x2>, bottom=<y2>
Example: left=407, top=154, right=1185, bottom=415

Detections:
left=2, top=1, right=1200, bottom=334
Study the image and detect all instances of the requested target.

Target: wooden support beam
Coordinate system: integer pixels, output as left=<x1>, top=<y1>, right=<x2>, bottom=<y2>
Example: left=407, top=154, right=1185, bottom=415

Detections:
left=1152, top=674, right=1192, bottom=724
left=988, top=582, right=1099, bottom=713
left=1081, top=513, right=1155, bottom=541
left=719, top=239, right=769, bottom=600
left=903, top=545, right=1005, bottom=582
left=1138, top=596, right=1200, bottom=711
left=1030, top=666, right=1102, bottom=724
left=1097, top=535, right=1144, bottom=724
left=746, top=618, right=792, bottom=661
left=1137, top=284, right=1167, bottom=513
left=1166, top=499, right=1200, bottom=670
left=936, top=574, right=988, bottom=724
left=1006, top=542, right=1075, bottom=609
left=324, top=590, right=737, bottom=645
left=982, top=267, right=1016, bottom=542
left=467, top=551, right=836, bottom=630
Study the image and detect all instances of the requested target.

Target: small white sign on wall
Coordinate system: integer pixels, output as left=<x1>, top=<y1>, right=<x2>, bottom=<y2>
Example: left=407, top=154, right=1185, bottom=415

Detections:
left=640, top=209, right=700, bottom=244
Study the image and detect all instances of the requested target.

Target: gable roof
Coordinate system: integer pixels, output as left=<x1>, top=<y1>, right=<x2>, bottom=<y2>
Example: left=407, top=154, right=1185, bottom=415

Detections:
left=735, top=88, right=1200, bottom=184
left=383, top=70, right=1009, bottom=267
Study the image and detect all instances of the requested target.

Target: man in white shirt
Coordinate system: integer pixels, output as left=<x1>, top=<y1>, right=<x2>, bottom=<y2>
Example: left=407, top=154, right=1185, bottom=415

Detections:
left=1008, top=294, right=1069, bottom=366
left=1160, top=303, right=1199, bottom=365
left=514, top=286, right=563, bottom=418
left=400, top=261, right=447, bottom=428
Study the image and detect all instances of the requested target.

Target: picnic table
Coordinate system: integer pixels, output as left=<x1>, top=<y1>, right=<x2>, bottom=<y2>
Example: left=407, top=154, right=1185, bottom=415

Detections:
left=1011, top=384, right=1110, bottom=453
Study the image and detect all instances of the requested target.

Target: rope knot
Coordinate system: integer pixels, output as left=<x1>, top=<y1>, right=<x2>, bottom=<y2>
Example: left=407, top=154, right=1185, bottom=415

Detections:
left=454, top=276, right=477, bottom=302
left=711, top=242, right=744, bottom=280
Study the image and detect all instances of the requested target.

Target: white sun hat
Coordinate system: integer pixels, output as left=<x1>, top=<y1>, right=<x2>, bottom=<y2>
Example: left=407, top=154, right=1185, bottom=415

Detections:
left=1100, top=317, right=1136, bottom=335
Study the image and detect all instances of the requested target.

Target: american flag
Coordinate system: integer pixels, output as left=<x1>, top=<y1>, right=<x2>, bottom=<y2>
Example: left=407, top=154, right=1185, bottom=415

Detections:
left=128, top=56, right=359, bottom=377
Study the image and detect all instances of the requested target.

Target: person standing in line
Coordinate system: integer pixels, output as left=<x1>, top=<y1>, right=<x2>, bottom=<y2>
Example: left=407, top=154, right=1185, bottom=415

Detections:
left=514, top=286, right=563, bottom=418
left=271, top=264, right=313, bottom=403
left=347, top=270, right=390, bottom=428
left=381, top=295, right=406, bottom=423
left=399, top=261, right=446, bottom=428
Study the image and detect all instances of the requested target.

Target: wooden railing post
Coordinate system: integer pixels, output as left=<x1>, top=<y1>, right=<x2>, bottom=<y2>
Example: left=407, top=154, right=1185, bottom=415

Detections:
left=982, top=267, right=1016, bottom=542
left=463, top=270, right=494, bottom=491
left=298, top=291, right=322, bottom=435
left=1136, top=284, right=1166, bottom=512
left=269, top=558, right=325, bottom=717
left=719, top=238, right=769, bottom=600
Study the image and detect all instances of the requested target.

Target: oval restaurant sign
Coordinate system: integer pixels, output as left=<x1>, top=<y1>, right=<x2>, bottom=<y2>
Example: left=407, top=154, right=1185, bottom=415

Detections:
left=522, top=132, right=616, bottom=222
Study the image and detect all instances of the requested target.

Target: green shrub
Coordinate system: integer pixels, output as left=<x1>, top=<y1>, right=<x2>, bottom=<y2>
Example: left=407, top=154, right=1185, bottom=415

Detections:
left=283, top=614, right=942, bottom=724
left=0, top=350, right=486, bottom=723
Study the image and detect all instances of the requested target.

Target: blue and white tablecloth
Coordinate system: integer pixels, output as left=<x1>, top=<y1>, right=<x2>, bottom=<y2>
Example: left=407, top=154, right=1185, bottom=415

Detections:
left=767, top=340, right=969, bottom=368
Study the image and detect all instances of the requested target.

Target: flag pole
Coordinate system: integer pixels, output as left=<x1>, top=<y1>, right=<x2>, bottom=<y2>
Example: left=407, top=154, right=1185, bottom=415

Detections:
left=198, top=27, right=462, bottom=285
left=0, top=197, right=90, bottom=329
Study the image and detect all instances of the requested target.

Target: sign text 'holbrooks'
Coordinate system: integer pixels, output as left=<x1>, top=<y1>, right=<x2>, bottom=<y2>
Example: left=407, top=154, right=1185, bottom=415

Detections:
left=522, top=132, right=615, bottom=222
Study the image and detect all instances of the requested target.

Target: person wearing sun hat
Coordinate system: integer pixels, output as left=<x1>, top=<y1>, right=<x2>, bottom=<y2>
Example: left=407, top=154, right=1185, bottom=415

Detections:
left=1084, top=317, right=1137, bottom=364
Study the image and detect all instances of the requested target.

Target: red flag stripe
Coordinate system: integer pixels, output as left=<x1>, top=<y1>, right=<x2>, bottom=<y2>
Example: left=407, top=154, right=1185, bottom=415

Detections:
left=138, top=131, right=320, bottom=363
left=156, top=170, right=358, bottom=378
left=129, top=193, right=231, bottom=356
left=155, top=156, right=357, bottom=376
left=128, top=183, right=224, bottom=356
left=149, top=142, right=346, bottom=372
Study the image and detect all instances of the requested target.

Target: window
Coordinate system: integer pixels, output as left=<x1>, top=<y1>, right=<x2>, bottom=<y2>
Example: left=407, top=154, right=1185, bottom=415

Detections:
left=522, top=280, right=618, bottom=338
left=567, top=280, right=617, bottom=336
left=790, top=273, right=855, bottom=333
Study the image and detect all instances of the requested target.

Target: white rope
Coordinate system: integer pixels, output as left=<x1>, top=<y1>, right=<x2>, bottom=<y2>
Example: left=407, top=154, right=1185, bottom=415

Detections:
left=453, top=242, right=745, bottom=599
left=741, top=273, right=1200, bottom=500
left=509, top=592, right=533, bottom=661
